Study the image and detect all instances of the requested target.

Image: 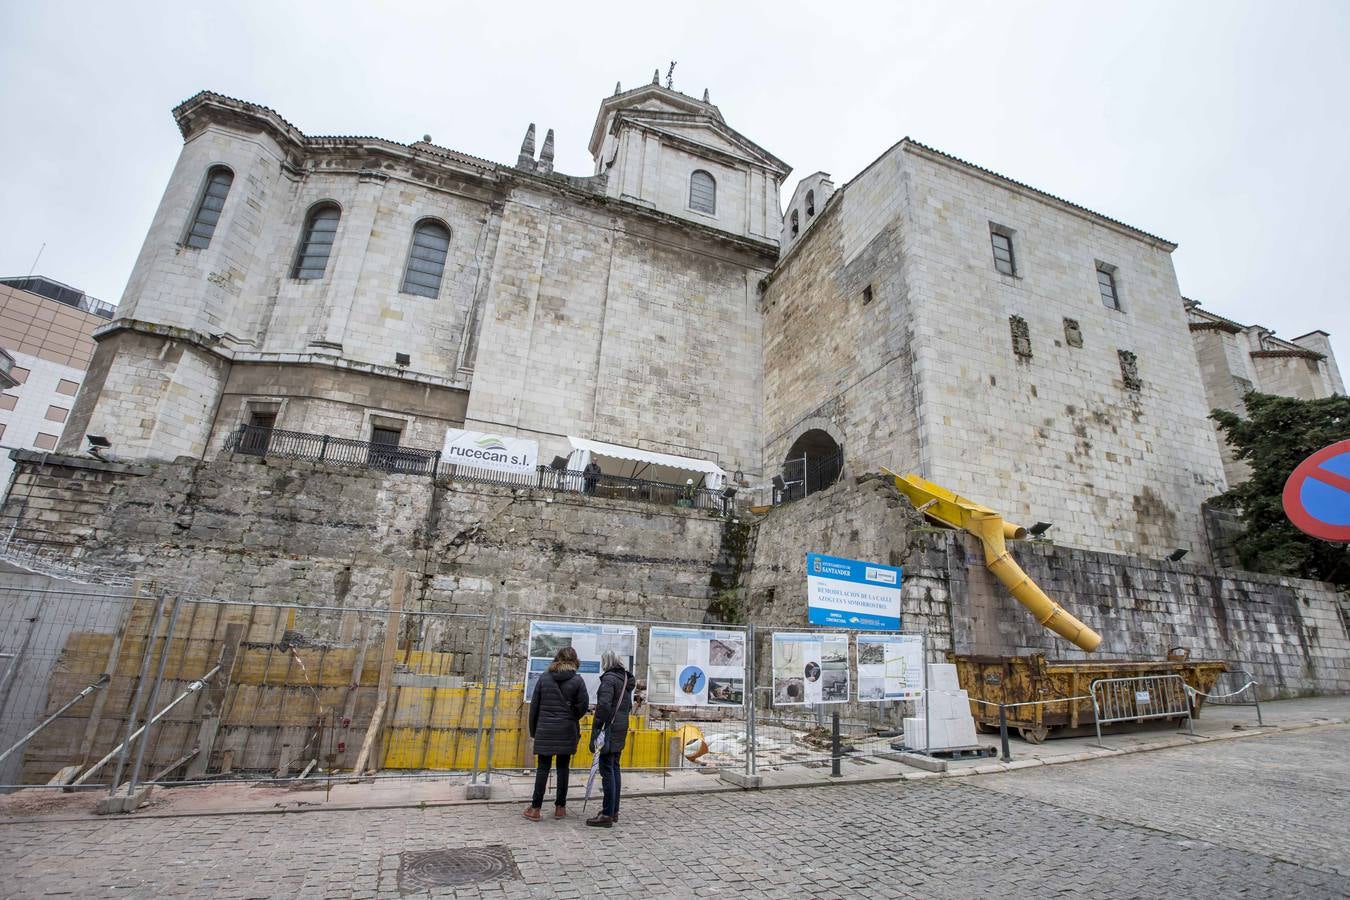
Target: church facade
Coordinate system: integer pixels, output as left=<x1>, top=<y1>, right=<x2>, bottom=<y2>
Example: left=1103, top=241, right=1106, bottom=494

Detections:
left=57, top=78, right=1342, bottom=563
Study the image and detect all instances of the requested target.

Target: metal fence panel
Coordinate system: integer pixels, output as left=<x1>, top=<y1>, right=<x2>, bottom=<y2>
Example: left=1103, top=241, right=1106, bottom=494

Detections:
left=1090, top=673, right=1193, bottom=747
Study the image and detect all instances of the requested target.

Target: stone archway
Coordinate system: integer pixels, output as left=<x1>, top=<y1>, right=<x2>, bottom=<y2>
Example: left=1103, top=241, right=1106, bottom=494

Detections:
left=781, top=429, right=843, bottom=499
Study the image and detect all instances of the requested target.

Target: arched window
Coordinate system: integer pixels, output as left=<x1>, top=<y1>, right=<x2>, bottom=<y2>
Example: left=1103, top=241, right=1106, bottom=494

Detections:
left=805, top=190, right=815, bottom=217
left=184, top=166, right=233, bottom=249
left=790, top=210, right=800, bottom=237
left=689, top=170, right=716, bottom=214
left=401, top=219, right=451, bottom=298
left=291, top=203, right=341, bottom=280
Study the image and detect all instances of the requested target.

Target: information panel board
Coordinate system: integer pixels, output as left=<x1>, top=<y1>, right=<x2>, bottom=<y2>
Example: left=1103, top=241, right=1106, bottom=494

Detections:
left=771, top=631, right=850, bottom=706
left=646, top=626, right=746, bottom=707
left=806, top=552, right=902, bottom=630
left=855, top=633, right=924, bottom=701
left=525, top=620, right=637, bottom=701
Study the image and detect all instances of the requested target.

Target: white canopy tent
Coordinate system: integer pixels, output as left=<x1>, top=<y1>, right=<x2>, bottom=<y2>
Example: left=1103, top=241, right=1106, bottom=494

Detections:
left=566, top=436, right=727, bottom=491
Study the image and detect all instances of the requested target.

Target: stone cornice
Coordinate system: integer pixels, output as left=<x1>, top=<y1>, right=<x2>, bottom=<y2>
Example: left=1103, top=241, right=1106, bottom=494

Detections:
left=92, top=318, right=474, bottom=391
left=1188, top=320, right=1243, bottom=334
left=1251, top=348, right=1325, bottom=361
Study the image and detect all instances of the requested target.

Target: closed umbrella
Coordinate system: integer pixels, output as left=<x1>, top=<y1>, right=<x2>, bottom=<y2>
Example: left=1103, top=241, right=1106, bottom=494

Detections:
left=581, top=727, right=607, bottom=813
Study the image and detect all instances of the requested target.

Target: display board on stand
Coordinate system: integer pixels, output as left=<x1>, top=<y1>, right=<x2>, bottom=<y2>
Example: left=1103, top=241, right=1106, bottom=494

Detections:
left=646, top=627, right=746, bottom=707
left=771, top=632, right=850, bottom=706
left=525, top=620, right=637, bottom=700
left=856, top=633, right=924, bottom=702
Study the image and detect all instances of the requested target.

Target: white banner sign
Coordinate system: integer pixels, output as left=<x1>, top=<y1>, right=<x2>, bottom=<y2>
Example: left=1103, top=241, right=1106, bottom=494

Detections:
left=442, top=429, right=538, bottom=474
left=771, top=632, right=850, bottom=706
left=525, top=621, right=637, bottom=701
left=856, top=634, right=924, bottom=702
left=646, top=627, right=746, bottom=707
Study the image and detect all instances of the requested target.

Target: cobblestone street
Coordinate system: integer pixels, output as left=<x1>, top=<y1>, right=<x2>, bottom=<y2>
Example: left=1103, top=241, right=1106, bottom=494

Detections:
left=0, top=724, right=1344, bottom=898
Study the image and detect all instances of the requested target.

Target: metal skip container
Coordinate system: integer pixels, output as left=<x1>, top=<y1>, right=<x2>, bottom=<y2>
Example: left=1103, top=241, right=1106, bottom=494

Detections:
left=949, top=652, right=1228, bottom=743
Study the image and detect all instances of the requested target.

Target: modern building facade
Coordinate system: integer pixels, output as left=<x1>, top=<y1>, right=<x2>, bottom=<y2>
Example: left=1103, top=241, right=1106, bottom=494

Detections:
left=0, top=277, right=116, bottom=497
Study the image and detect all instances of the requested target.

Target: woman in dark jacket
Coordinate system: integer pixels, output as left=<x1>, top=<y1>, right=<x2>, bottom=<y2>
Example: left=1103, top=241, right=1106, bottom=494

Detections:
left=524, top=646, right=589, bottom=820
left=586, top=650, right=634, bottom=828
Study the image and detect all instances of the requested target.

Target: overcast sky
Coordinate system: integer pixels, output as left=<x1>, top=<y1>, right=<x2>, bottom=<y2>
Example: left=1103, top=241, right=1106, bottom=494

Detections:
left=1, top=0, right=1346, bottom=366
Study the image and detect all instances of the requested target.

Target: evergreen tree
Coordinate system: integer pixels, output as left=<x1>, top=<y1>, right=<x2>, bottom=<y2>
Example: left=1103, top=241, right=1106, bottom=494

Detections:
left=1209, top=392, right=1350, bottom=586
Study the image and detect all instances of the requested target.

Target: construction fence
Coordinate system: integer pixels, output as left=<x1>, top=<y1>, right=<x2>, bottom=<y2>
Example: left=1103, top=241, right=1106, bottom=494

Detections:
left=0, top=568, right=1244, bottom=800
left=0, top=570, right=948, bottom=795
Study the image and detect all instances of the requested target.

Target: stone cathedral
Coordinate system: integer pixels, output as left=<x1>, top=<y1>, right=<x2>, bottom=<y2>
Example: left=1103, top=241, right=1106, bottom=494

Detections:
left=57, top=76, right=1342, bottom=565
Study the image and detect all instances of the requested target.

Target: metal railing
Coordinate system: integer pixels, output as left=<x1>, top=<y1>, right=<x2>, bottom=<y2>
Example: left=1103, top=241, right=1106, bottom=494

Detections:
left=1090, top=674, right=1193, bottom=747
left=775, top=451, right=843, bottom=504
left=225, top=425, right=731, bottom=512
left=226, top=424, right=440, bottom=474
left=1189, top=668, right=1263, bottom=725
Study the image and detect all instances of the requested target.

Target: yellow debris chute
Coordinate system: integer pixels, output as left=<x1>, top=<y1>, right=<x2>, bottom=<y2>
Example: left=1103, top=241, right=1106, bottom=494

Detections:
left=884, top=469, right=1102, bottom=653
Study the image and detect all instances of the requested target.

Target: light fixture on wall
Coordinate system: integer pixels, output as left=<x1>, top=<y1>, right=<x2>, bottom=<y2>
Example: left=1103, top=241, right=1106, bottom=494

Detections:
left=86, top=435, right=110, bottom=458
left=1028, top=522, right=1054, bottom=538
left=1166, top=548, right=1188, bottom=562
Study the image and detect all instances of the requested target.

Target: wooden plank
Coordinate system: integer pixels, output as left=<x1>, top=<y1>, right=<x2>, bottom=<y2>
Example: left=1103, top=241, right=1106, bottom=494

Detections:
left=354, top=569, right=404, bottom=775
left=186, top=623, right=243, bottom=779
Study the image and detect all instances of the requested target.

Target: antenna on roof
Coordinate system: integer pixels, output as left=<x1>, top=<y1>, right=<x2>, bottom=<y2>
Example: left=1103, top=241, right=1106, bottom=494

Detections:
left=666, top=61, right=677, bottom=89
left=27, top=242, right=45, bottom=277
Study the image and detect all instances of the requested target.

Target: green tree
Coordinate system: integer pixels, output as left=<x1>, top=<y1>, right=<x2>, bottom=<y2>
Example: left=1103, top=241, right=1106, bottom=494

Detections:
left=1210, top=392, right=1350, bottom=586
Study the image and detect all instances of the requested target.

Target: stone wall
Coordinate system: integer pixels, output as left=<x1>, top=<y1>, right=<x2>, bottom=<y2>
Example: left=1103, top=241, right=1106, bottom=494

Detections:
left=745, top=476, right=1348, bottom=700
left=4, top=454, right=1345, bottom=702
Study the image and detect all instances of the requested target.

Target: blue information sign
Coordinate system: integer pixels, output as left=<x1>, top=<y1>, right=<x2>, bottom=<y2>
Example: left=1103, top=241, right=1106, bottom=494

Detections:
left=805, top=552, right=903, bottom=630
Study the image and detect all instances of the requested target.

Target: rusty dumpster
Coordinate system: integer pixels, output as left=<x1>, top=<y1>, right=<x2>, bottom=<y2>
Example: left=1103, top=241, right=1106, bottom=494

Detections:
left=948, top=652, right=1228, bottom=743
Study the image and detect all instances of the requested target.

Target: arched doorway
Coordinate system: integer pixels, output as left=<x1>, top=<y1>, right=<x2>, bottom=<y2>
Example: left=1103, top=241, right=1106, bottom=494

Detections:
left=779, top=429, right=843, bottom=501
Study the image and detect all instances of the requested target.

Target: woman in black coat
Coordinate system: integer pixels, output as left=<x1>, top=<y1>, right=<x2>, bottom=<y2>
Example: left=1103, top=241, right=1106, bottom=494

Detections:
left=585, top=650, right=634, bottom=828
left=524, top=646, right=589, bottom=820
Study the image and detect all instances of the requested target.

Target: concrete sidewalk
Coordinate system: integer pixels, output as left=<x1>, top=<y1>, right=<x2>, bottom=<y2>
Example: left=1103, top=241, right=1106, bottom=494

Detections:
left=1, top=694, right=1345, bottom=823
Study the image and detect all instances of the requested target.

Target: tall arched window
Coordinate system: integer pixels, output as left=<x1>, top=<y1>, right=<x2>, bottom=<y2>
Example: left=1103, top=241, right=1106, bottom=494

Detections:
left=401, top=219, right=451, bottom=298
left=291, top=203, right=341, bottom=280
left=689, top=170, right=716, bottom=214
left=805, top=190, right=816, bottom=217
left=184, top=166, right=233, bottom=249
left=790, top=210, right=800, bottom=237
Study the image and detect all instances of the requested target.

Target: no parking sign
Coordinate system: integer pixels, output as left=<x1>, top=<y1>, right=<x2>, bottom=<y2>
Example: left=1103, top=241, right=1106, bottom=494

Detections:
left=1282, top=440, right=1350, bottom=543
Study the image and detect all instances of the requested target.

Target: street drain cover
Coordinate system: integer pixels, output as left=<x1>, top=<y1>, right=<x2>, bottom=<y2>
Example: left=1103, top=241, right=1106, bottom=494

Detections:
left=398, top=846, right=519, bottom=892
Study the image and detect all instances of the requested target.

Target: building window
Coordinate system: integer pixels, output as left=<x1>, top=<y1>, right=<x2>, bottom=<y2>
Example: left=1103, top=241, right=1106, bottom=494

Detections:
left=184, top=166, right=233, bottom=249
left=0, top=394, right=15, bottom=411
left=401, top=219, right=451, bottom=298
left=10, top=366, right=29, bottom=385
left=34, top=432, right=58, bottom=451
left=45, top=405, right=68, bottom=423
left=689, top=170, right=716, bottom=214
left=862, top=285, right=874, bottom=305
left=790, top=210, right=799, bottom=237
left=1097, top=263, right=1121, bottom=310
left=238, top=406, right=278, bottom=456
left=990, top=227, right=1016, bottom=276
left=56, top=378, right=79, bottom=396
left=806, top=190, right=816, bottom=217
left=291, top=203, right=341, bottom=280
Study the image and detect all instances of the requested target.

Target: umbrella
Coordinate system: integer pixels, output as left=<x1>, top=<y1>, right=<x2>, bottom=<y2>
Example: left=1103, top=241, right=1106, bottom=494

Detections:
left=581, top=727, right=607, bottom=814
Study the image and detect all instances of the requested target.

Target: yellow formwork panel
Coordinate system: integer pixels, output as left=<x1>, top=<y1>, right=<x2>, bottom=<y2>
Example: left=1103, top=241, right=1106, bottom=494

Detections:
left=379, top=685, right=678, bottom=771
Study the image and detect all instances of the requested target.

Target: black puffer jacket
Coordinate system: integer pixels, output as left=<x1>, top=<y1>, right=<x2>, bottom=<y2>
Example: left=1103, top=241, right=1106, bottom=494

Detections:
left=529, top=668, right=589, bottom=756
left=591, top=665, right=635, bottom=753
